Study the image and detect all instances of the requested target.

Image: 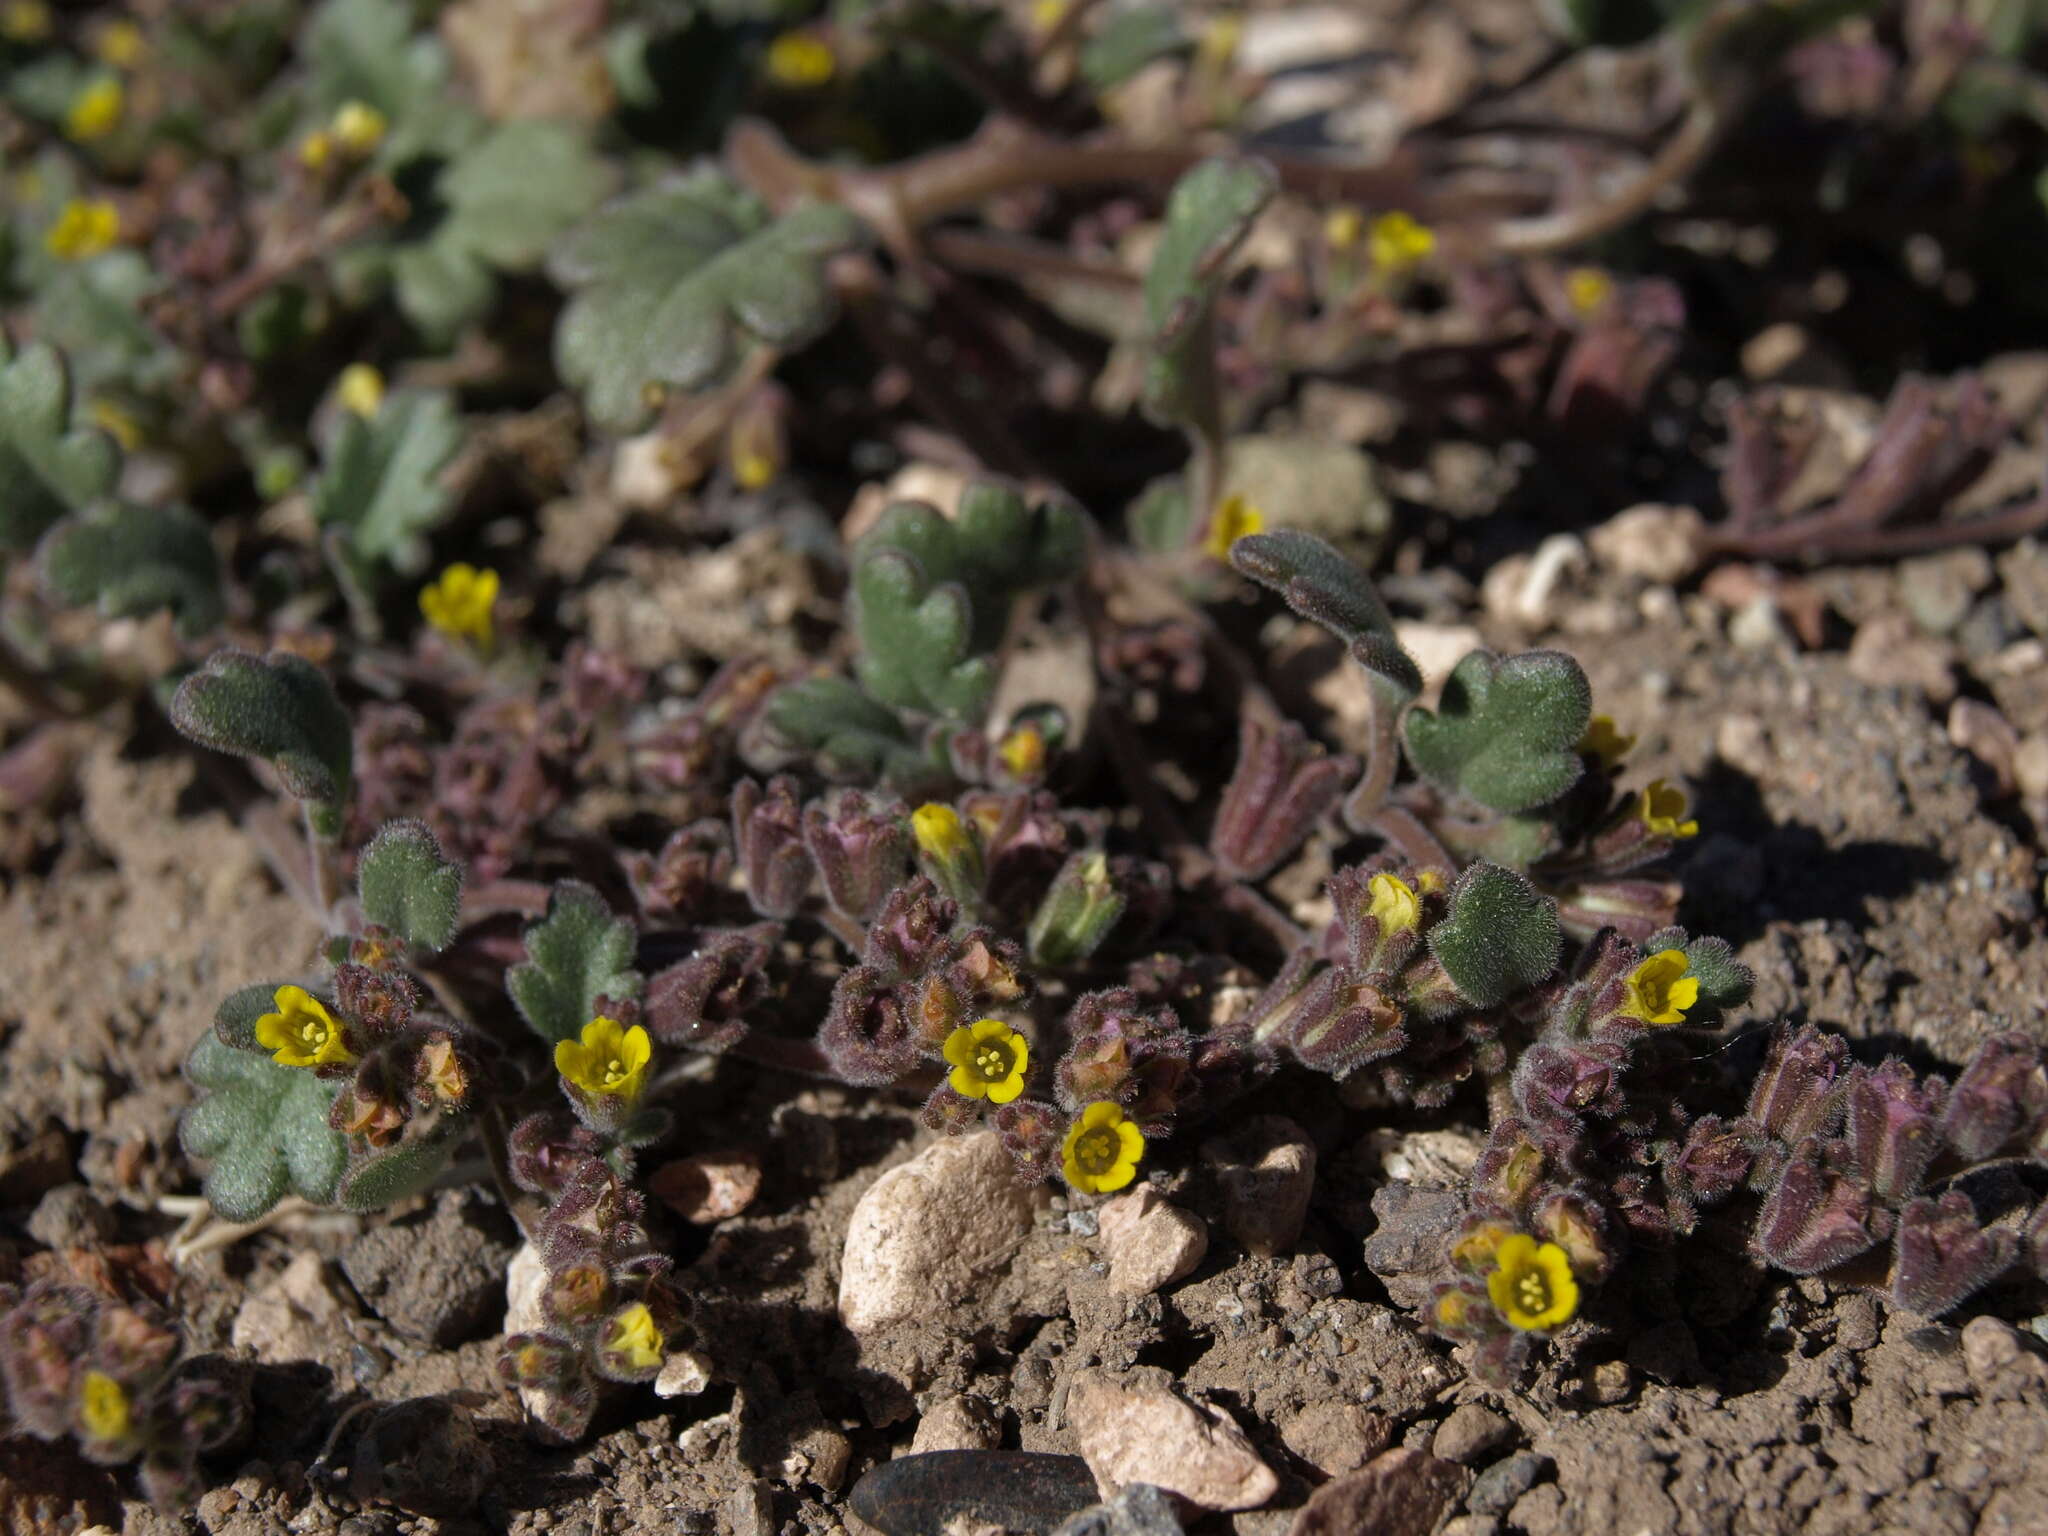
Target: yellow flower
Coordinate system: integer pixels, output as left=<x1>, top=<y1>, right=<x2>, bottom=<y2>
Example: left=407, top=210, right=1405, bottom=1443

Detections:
left=1, top=0, right=51, bottom=42
left=1618, top=948, right=1699, bottom=1027
left=45, top=200, right=119, bottom=262
left=88, top=398, right=142, bottom=452
left=733, top=445, right=775, bottom=490
left=912, top=803, right=970, bottom=864
left=942, top=1018, right=1030, bottom=1105
left=419, top=563, right=500, bottom=647
left=298, top=129, right=334, bottom=171
left=998, top=723, right=1047, bottom=780
left=1031, top=0, right=1069, bottom=34
left=1061, top=1101, right=1145, bottom=1195
left=603, top=1302, right=664, bottom=1371
left=554, top=1016, right=652, bottom=1103
left=1434, top=1291, right=1474, bottom=1331
left=78, top=1370, right=131, bottom=1443
left=1637, top=779, right=1699, bottom=840
left=1325, top=206, right=1364, bottom=252
left=66, top=76, right=124, bottom=142
left=336, top=362, right=385, bottom=418
left=1565, top=266, right=1614, bottom=317
left=1365, top=873, right=1420, bottom=939
left=254, top=985, right=355, bottom=1068
left=1202, top=495, right=1263, bottom=562
left=1578, top=715, right=1635, bottom=770
left=1486, top=1233, right=1579, bottom=1331
left=331, top=100, right=387, bottom=156
left=1451, top=1220, right=1514, bottom=1274
left=766, top=30, right=835, bottom=88
left=1199, top=11, right=1243, bottom=68
left=95, top=19, right=145, bottom=69
left=1368, top=211, right=1435, bottom=275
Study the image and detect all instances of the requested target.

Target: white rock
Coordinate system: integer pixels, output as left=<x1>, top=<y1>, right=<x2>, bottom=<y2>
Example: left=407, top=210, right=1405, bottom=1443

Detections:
left=655, top=1350, right=714, bottom=1398
left=838, top=1132, right=1037, bottom=1335
left=1098, top=1187, right=1208, bottom=1295
left=909, top=1393, right=1003, bottom=1454
left=1068, top=1370, right=1279, bottom=1511
left=1588, top=505, right=1704, bottom=584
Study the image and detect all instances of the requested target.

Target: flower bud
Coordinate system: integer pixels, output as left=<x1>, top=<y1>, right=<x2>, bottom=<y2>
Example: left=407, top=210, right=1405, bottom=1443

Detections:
left=803, top=790, right=910, bottom=923
left=731, top=776, right=812, bottom=919
left=1027, top=851, right=1126, bottom=968
left=1891, top=1190, right=2021, bottom=1317
left=1210, top=719, right=1357, bottom=881
left=1752, top=1137, right=1891, bottom=1275
left=1747, top=1024, right=1852, bottom=1144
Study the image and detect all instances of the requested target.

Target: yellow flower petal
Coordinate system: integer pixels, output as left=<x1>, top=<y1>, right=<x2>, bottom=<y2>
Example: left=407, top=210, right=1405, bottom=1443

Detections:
left=66, top=77, right=123, bottom=142
left=1202, top=495, right=1263, bottom=563
left=1486, top=1233, right=1579, bottom=1331
left=1061, top=1101, right=1144, bottom=1194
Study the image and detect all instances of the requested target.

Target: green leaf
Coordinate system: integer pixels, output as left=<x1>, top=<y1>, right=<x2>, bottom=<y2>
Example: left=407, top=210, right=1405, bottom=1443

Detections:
left=169, top=650, right=354, bottom=834
left=180, top=1034, right=347, bottom=1222
left=38, top=502, right=225, bottom=638
left=0, top=337, right=121, bottom=554
left=548, top=170, right=867, bottom=432
left=1230, top=529, right=1421, bottom=701
left=304, top=0, right=447, bottom=120
left=336, top=1123, right=464, bottom=1212
left=1644, top=926, right=1755, bottom=1015
left=1080, top=5, right=1190, bottom=89
left=214, top=981, right=292, bottom=1052
left=390, top=120, right=616, bottom=343
left=1403, top=650, right=1592, bottom=814
left=358, top=818, right=463, bottom=952
left=507, top=881, right=643, bottom=1045
left=850, top=485, right=1086, bottom=722
left=310, top=388, right=463, bottom=576
left=753, top=676, right=935, bottom=787
left=1142, top=157, right=1275, bottom=430
left=1428, top=863, right=1562, bottom=1009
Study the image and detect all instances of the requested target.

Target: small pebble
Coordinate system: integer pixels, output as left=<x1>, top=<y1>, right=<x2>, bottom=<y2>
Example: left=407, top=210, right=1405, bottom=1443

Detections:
left=1467, top=1452, right=1552, bottom=1516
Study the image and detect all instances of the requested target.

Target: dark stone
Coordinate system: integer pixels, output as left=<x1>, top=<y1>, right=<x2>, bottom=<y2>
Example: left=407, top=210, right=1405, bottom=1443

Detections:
left=851, top=1451, right=1099, bottom=1536
left=1289, top=1448, right=1469, bottom=1536
left=1467, top=1451, right=1551, bottom=1516
left=339, top=1187, right=517, bottom=1346
left=1052, top=1483, right=1185, bottom=1536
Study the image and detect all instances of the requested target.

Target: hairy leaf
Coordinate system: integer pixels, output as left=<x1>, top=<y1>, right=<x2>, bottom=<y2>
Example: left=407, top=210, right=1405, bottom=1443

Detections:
left=169, top=650, right=355, bottom=834
left=311, top=387, right=463, bottom=577
left=1429, top=862, right=1562, bottom=1008
left=336, top=1124, right=464, bottom=1212
left=851, top=486, right=1085, bottom=721
left=507, top=881, right=643, bottom=1045
left=180, top=1034, right=346, bottom=1222
left=1230, top=528, right=1421, bottom=701
left=38, top=502, right=225, bottom=638
left=391, top=120, right=616, bottom=343
left=1143, top=158, right=1274, bottom=428
left=549, top=170, right=866, bottom=431
left=0, top=337, right=121, bottom=553
left=1404, top=649, right=1592, bottom=813
left=358, top=818, right=464, bottom=952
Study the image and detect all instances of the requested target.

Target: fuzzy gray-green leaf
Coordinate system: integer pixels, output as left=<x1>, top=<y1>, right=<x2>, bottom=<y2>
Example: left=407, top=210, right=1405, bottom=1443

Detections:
left=1403, top=649, right=1592, bottom=814
left=1429, top=862, right=1562, bottom=1009
left=311, top=388, right=464, bottom=577
left=38, top=502, right=225, bottom=638
left=358, top=818, right=463, bottom=952
left=0, top=337, right=121, bottom=554
left=1142, top=158, right=1275, bottom=427
left=168, top=650, right=354, bottom=829
left=507, top=881, right=643, bottom=1045
left=180, top=1033, right=346, bottom=1222
left=336, top=1123, right=463, bottom=1212
left=549, top=171, right=866, bottom=432
left=1230, top=529, right=1421, bottom=701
